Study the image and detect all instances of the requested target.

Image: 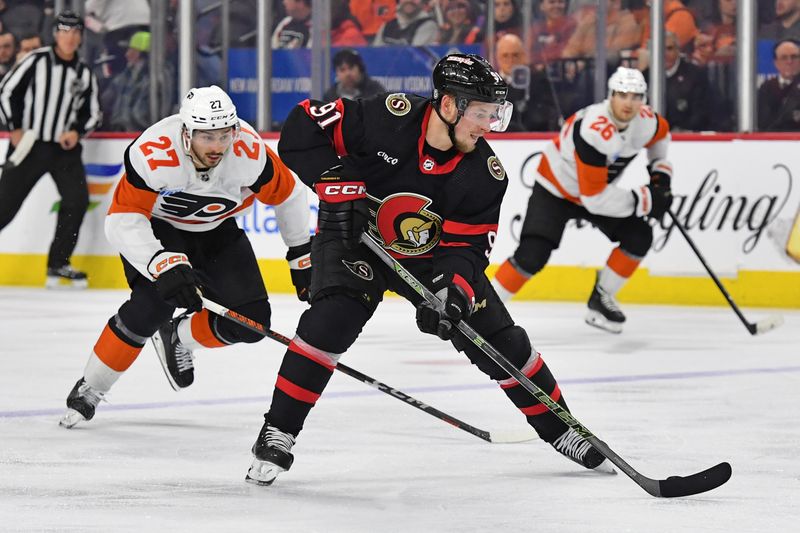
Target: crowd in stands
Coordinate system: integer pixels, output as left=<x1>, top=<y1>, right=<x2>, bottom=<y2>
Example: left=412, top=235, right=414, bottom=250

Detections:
left=3, top=1, right=800, bottom=132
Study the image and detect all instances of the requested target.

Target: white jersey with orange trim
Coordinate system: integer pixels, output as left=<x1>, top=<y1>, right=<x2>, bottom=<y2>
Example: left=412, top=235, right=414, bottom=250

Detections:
left=105, top=114, right=309, bottom=280
left=536, top=100, right=670, bottom=218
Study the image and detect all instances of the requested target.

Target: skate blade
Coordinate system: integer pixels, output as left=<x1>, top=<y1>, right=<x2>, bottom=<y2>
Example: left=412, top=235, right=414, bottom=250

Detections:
left=245, top=459, right=285, bottom=486
left=59, top=408, right=86, bottom=428
left=46, top=277, right=88, bottom=290
left=151, top=331, right=181, bottom=392
left=584, top=311, right=623, bottom=334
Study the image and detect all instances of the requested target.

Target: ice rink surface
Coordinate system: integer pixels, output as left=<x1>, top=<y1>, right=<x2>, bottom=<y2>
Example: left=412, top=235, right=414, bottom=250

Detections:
left=0, top=287, right=798, bottom=532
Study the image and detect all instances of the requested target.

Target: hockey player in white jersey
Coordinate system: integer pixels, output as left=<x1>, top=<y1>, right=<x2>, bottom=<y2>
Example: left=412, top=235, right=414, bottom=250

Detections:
left=60, top=86, right=311, bottom=427
left=492, top=67, right=674, bottom=333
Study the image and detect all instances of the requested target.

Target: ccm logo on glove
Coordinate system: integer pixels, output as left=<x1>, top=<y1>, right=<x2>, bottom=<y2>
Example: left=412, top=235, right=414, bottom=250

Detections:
left=315, top=182, right=367, bottom=202
left=148, top=252, right=190, bottom=277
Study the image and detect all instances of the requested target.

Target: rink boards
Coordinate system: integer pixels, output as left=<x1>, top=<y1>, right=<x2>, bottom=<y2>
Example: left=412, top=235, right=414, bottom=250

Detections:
left=0, top=133, right=798, bottom=308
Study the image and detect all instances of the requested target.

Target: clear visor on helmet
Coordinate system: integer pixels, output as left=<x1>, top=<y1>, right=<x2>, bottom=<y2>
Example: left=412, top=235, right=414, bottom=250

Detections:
left=461, top=101, right=514, bottom=132
left=190, top=127, right=238, bottom=150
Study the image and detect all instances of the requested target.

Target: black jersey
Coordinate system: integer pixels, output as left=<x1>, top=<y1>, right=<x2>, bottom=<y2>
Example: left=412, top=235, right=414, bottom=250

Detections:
left=279, top=93, right=509, bottom=287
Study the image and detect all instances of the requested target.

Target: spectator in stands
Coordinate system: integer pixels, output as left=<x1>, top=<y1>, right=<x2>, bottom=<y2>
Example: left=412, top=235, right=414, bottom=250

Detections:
left=84, top=0, right=150, bottom=77
left=701, top=0, right=736, bottom=62
left=323, top=48, right=386, bottom=101
left=530, top=0, right=577, bottom=67
left=15, top=33, right=41, bottom=64
left=495, top=0, right=523, bottom=40
left=0, top=30, right=14, bottom=78
left=373, top=0, right=438, bottom=46
left=332, top=0, right=369, bottom=45
left=758, top=38, right=800, bottom=131
left=350, top=0, right=396, bottom=43
left=435, top=0, right=484, bottom=45
left=100, top=31, right=172, bottom=132
left=272, top=0, right=312, bottom=48
left=495, top=33, right=561, bottom=131
left=637, top=0, right=698, bottom=52
left=760, top=0, right=800, bottom=41
left=562, top=0, right=641, bottom=61
left=690, top=28, right=715, bottom=65
left=644, top=31, right=711, bottom=131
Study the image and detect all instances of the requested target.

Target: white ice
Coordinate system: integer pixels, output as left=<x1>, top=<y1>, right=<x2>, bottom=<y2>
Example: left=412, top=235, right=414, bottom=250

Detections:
left=0, top=287, right=798, bottom=532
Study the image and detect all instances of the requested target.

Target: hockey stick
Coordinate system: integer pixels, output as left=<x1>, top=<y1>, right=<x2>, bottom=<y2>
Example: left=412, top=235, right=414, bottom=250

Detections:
left=1, top=130, right=36, bottom=170
left=360, top=231, right=732, bottom=498
left=199, top=296, right=536, bottom=444
left=667, top=210, right=784, bottom=336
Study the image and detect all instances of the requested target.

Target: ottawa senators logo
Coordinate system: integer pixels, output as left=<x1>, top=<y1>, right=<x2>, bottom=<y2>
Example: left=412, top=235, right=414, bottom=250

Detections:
left=385, top=93, right=411, bottom=116
left=371, top=193, right=442, bottom=255
left=487, top=156, right=505, bottom=180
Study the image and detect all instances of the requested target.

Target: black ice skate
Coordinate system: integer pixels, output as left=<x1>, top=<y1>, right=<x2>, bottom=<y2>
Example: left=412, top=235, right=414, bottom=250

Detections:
left=60, top=378, right=105, bottom=428
left=585, top=276, right=626, bottom=334
left=551, top=428, right=616, bottom=474
left=151, top=318, right=194, bottom=390
left=46, top=264, right=88, bottom=290
left=245, top=419, right=295, bottom=486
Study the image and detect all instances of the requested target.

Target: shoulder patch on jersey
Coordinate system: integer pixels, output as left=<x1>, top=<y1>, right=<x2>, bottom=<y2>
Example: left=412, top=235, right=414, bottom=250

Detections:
left=385, top=93, right=411, bottom=116
left=487, top=155, right=505, bottom=180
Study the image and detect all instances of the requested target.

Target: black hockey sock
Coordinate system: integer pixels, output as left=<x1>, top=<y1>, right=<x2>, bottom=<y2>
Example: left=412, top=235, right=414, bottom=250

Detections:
left=266, top=338, right=338, bottom=436
left=499, top=355, right=570, bottom=443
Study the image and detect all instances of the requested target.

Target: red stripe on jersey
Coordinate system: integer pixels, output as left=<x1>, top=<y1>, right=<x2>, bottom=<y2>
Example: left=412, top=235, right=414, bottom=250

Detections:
left=442, top=220, right=498, bottom=235
left=438, top=241, right=471, bottom=247
left=333, top=100, right=347, bottom=156
left=418, top=105, right=464, bottom=174
left=275, top=375, right=321, bottom=404
left=519, top=385, right=561, bottom=416
left=289, top=339, right=336, bottom=371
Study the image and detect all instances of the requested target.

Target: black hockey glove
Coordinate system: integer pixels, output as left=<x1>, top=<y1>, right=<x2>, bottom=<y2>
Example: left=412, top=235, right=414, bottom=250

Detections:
left=147, top=251, right=203, bottom=312
left=416, top=273, right=476, bottom=341
left=286, top=241, right=312, bottom=302
left=647, top=158, right=673, bottom=190
left=648, top=184, right=673, bottom=220
left=314, top=166, right=369, bottom=250
left=632, top=184, right=673, bottom=220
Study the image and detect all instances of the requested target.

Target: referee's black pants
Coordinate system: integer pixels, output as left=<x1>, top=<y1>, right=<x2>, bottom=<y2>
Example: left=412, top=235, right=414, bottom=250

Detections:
left=0, top=141, right=89, bottom=269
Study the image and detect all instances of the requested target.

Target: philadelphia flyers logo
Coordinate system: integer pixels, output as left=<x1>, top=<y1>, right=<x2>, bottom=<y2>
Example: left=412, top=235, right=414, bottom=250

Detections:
left=158, top=192, right=238, bottom=218
left=385, top=93, right=411, bottom=116
left=372, top=193, right=442, bottom=255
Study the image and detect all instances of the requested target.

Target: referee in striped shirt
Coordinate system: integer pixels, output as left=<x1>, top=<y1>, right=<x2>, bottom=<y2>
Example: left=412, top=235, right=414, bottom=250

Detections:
left=0, top=10, right=101, bottom=289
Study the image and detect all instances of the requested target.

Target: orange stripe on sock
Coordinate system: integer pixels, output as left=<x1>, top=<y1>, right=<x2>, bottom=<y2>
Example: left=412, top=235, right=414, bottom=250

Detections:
left=519, top=385, right=562, bottom=416
left=93, top=324, right=142, bottom=372
left=191, top=310, right=226, bottom=348
left=606, top=247, right=641, bottom=278
left=275, top=375, right=321, bottom=404
left=494, top=259, right=530, bottom=294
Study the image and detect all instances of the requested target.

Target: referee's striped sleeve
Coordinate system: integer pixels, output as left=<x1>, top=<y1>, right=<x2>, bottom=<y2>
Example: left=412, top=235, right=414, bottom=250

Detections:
left=0, top=53, right=38, bottom=130
left=73, top=65, right=101, bottom=134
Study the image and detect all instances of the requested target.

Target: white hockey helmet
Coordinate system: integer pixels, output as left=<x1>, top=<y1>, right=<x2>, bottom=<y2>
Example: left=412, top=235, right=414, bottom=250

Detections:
left=607, top=67, right=647, bottom=99
left=179, top=85, right=239, bottom=138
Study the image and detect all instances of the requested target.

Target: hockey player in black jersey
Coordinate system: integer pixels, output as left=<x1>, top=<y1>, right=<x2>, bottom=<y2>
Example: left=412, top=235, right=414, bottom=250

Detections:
left=245, top=53, right=615, bottom=485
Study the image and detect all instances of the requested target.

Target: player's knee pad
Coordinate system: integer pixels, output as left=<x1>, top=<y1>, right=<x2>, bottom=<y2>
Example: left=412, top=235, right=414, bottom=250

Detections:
left=618, top=220, right=653, bottom=257
left=455, top=325, right=532, bottom=381
left=512, top=235, right=555, bottom=276
left=212, top=300, right=271, bottom=344
left=296, top=293, right=372, bottom=354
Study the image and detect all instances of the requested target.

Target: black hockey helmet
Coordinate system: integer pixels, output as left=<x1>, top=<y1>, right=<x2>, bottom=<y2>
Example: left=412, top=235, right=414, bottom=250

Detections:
left=432, top=53, right=508, bottom=111
left=431, top=53, right=513, bottom=134
left=54, top=10, right=84, bottom=33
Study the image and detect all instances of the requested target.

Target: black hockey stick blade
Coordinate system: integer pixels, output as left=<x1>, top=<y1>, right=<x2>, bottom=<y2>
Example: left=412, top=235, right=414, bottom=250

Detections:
left=657, top=461, right=732, bottom=498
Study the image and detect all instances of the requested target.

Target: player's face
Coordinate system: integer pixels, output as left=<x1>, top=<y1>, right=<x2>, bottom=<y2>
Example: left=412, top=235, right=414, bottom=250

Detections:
left=454, top=101, right=511, bottom=152
left=610, top=91, right=644, bottom=123
left=190, top=127, right=236, bottom=168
